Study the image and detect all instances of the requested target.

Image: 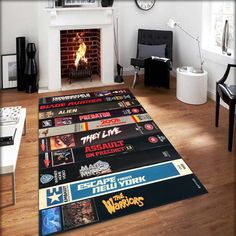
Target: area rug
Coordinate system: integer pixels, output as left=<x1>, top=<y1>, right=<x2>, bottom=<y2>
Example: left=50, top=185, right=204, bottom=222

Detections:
left=38, top=88, right=207, bottom=236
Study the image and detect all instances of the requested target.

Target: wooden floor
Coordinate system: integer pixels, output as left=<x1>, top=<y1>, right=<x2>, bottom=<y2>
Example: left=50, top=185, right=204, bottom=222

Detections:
left=0, top=76, right=235, bottom=236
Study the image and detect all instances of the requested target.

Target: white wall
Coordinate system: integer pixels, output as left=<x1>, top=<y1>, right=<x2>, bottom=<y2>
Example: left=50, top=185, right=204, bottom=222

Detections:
left=0, top=0, right=39, bottom=88
left=0, top=1, right=235, bottom=100
left=116, top=1, right=203, bottom=74
left=115, top=0, right=235, bottom=103
left=0, top=1, right=39, bottom=54
left=36, top=1, right=51, bottom=88
left=115, top=1, right=173, bottom=73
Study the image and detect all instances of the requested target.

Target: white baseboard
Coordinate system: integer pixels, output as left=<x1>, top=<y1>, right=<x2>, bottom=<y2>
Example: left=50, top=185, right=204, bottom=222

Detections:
left=108, top=66, right=235, bottom=113
left=207, top=89, right=215, bottom=101
left=123, top=67, right=177, bottom=78
left=123, top=67, right=144, bottom=77
left=208, top=89, right=236, bottom=113
left=123, top=67, right=134, bottom=76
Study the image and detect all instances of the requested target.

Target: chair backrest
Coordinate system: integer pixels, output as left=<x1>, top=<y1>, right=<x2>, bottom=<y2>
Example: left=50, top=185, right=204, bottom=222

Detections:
left=217, top=64, right=236, bottom=85
left=136, top=29, right=173, bottom=61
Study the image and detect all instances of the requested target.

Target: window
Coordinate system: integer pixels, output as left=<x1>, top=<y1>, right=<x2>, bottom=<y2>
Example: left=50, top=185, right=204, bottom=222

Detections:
left=202, top=1, right=235, bottom=56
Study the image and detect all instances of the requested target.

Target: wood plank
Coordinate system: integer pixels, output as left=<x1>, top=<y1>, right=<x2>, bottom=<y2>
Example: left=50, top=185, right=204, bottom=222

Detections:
left=0, top=76, right=235, bottom=236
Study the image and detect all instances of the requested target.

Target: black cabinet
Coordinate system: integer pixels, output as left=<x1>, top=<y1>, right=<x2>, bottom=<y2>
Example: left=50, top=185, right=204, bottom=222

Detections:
left=144, top=57, right=171, bottom=89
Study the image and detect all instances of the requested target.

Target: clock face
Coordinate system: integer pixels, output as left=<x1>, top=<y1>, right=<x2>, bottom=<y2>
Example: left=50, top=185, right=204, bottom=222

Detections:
left=135, top=0, right=156, bottom=11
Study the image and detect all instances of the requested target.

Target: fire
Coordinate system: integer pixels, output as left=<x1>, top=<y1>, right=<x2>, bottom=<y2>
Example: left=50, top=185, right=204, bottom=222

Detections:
left=74, top=32, right=88, bottom=68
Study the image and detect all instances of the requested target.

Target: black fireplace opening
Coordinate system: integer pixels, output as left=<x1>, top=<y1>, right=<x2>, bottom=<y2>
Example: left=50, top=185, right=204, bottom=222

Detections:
left=60, top=29, right=101, bottom=83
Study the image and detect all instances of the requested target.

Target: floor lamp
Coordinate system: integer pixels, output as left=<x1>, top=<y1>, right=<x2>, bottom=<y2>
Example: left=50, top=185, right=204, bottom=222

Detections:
left=167, top=18, right=204, bottom=74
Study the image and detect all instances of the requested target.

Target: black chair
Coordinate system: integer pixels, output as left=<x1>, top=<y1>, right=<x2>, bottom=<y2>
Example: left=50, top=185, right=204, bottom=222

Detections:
left=215, top=64, right=236, bottom=152
left=130, top=29, right=173, bottom=88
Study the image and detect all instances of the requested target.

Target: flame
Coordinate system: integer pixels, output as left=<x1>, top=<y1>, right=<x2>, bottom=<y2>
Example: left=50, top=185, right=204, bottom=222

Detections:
left=74, top=33, right=87, bottom=68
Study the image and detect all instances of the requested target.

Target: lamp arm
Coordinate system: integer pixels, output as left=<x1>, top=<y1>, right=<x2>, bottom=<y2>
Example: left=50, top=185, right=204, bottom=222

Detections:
left=175, top=23, right=198, bottom=41
left=197, top=39, right=204, bottom=71
left=176, top=23, right=204, bottom=72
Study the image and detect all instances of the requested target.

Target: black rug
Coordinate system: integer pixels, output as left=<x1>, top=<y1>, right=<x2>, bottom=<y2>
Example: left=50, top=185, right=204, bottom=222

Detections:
left=38, top=88, right=207, bottom=235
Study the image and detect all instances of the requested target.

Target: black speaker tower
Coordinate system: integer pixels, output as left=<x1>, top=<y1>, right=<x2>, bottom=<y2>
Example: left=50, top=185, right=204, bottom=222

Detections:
left=25, top=43, right=38, bottom=93
left=16, top=37, right=26, bottom=91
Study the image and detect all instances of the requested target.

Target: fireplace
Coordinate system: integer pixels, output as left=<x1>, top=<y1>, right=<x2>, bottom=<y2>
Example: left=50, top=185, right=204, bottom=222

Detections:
left=39, top=7, right=115, bottom=91
left=60, top=29, right=101, bottom=83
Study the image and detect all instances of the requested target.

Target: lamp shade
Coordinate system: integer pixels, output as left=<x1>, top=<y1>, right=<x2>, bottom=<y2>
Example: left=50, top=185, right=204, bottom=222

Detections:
left=167, top=19, right=177, bottom=28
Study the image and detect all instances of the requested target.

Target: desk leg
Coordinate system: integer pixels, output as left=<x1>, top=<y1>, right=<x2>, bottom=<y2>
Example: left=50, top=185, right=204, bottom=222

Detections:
left=23, top=119, right=26, bottom=136
left=12, top=172, right=16, bottom=205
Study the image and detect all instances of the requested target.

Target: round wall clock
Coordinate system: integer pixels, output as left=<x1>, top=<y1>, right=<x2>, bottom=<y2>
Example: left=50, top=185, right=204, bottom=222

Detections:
left=135, top=0, right=156, bottom=11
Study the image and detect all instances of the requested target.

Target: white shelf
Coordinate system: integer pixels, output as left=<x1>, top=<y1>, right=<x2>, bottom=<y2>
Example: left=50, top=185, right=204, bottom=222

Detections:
left=44, top=6, right=115, bottom=18
left=44, top=7, right=115, bottom=12
left=0, top=108, right=26, bottom=174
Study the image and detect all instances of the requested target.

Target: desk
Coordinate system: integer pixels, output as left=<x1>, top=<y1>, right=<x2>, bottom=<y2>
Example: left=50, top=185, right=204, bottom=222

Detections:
left=0, top=108, right=26, bottom=205
left=176, top=68, right=208, bottom=105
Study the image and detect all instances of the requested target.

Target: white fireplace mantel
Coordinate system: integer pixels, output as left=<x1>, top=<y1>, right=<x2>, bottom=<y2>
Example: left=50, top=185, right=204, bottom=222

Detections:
left=45, top=7, right=115, bottom=27
left=38, top=7, right=115, bottom=91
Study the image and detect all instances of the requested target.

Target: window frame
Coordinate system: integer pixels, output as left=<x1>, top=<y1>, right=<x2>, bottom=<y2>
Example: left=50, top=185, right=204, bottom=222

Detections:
left=202, top=1, right=235, bottom=63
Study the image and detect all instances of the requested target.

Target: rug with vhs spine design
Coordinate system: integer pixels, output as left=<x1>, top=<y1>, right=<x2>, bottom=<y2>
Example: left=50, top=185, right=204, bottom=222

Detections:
left=38, top=88, right=207, bottom=236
